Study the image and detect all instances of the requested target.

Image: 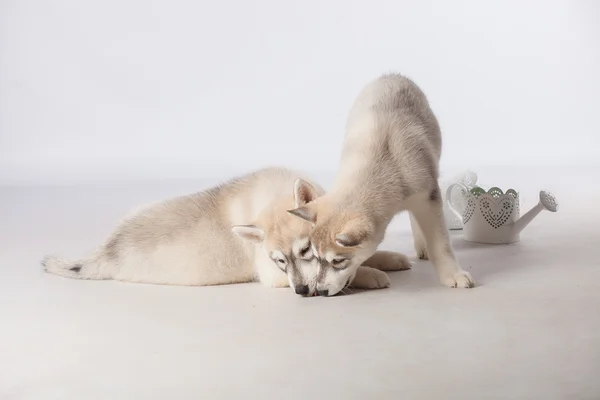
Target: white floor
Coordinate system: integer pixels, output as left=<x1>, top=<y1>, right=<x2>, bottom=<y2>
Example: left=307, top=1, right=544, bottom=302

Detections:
left=1, top=166, right=599, bottom=399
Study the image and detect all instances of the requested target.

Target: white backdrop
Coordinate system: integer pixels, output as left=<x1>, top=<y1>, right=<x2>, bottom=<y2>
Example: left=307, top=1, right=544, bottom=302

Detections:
left=1, top=0, right=599, bottom=185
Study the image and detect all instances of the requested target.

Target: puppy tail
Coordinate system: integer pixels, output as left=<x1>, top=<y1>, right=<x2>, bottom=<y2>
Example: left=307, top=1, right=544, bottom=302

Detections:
left=41, top=251, right=114, bottom=281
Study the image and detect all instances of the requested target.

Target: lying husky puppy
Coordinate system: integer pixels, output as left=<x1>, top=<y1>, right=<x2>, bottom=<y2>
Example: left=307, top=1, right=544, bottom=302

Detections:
left=42, top=167, right=411, bottom=296
left=287, top=73, right=476, bottom=296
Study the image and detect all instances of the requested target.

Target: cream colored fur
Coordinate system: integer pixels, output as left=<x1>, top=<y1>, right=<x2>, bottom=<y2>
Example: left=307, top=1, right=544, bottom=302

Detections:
left=42, top=167, right=411, bottom=295
left=288, top=73, right=476, bottom=296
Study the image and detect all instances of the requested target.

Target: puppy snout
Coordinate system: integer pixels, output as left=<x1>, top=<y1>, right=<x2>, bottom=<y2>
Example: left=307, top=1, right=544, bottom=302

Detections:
left=295, top=285, right=309, bottom=296
left=317, top=289, right=329, bottom=297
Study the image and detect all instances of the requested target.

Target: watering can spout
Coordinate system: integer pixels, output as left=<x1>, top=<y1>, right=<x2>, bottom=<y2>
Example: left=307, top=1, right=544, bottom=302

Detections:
left=512, top=191, right=559, bottom=234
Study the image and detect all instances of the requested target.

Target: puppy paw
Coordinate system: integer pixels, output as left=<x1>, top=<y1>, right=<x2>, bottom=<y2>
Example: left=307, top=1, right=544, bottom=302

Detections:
left=365, top=251, right=412, bottom=271
left=258, top=268, right=290, bottom=288
left=268, top=274, right=290, bottom=288
left=351, top=266, right=391, bottom=290
left=416, top=246, right=428, bottom=260
left=441, top=270, right=475, bottom=288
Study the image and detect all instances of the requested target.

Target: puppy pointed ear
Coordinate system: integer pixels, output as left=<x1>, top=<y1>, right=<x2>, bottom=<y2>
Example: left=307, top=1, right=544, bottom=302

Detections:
left=335, top=218, right=374, bottom=247
left=293, top=178, right=319, bottom=208
left=287, top=205, right=317, bottom=224
left=231, top=225, right=265, bottom=244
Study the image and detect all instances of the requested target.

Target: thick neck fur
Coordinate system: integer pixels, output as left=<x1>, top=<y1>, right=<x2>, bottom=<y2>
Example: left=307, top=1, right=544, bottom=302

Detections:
left=329, top=130, right=409, bottom=230
left=328, top=175, right=399, bottom=233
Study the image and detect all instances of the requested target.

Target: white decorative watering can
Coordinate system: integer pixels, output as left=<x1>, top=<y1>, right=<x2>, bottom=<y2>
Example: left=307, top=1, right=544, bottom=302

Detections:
left=446, top=184, right=559, bottom=244
left=441, top=171, right=480, bottom=230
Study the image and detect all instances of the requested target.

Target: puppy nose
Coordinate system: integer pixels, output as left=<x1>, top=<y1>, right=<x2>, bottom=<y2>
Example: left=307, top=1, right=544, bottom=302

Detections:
left=317, top=289, right=329, bottom=297
left=295, top=285, right=309, bottom=296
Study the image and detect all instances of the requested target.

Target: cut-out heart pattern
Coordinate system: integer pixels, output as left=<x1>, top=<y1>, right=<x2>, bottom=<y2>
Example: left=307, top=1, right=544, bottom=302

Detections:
left=477, top=194, right=516, bottom=229
left=463, top=196, right=476, bottom=224
left=460, top=186, right=520, bottom=229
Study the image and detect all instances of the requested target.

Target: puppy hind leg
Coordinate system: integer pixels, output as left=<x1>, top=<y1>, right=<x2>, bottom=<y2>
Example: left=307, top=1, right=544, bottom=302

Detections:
left=409, top=212, right=428, bottom=260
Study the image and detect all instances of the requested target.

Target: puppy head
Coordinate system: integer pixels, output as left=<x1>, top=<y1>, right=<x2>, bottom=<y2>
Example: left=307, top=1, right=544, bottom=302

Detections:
left=231, top=179, right=322, bottom=296
left=287, top=179, right=379, bottom=296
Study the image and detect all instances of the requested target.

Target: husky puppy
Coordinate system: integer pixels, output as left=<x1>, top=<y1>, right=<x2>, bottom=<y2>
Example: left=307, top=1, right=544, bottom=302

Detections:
left=42, top=167, right=411, bottom=296
left=287, top=73, right=476, bottom=296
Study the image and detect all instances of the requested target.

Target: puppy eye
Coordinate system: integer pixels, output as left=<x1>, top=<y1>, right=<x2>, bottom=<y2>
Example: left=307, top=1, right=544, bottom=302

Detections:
left=274, top=258, right=287, bottom=272
left=331, top=258, right=346, bottom=266
left=299, top=245, right=311, bottom=257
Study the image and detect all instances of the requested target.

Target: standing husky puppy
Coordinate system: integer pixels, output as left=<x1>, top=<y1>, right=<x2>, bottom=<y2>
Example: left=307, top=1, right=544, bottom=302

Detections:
left=42, top=167, right=410, bottom=296
left=287, top=73, right=475, bottom=296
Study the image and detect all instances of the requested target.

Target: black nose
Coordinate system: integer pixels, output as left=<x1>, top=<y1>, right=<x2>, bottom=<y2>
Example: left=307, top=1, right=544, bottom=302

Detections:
left=317, top=289, right=329, bottom=297
left=295, top=285, right=309, bottom=296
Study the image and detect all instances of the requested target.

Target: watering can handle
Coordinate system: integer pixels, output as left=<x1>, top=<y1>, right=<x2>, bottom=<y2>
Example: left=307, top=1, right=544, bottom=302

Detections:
left=445, top=183, right=470, bottom=223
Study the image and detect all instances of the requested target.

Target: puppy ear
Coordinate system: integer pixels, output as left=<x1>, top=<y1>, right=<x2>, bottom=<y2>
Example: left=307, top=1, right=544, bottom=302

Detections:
left=231, top=225, right=265, bottom=244
left=335, top=218, right=373, bottom=247
left=293, top=178, right=319, bottom=208
left=287, top=205, right=317, bottom=224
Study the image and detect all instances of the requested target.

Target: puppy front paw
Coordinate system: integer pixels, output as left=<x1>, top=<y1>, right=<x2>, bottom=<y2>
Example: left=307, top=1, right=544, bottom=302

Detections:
left=441, top=269, right=475, bottom=288
left=365, top=251, right=412, bottom=271
left=351, top=266, right=391, bottom=290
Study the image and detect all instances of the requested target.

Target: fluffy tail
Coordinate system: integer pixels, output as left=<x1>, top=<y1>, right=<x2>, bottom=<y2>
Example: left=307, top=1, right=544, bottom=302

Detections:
left=41, top=253, right=113, bottom=280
